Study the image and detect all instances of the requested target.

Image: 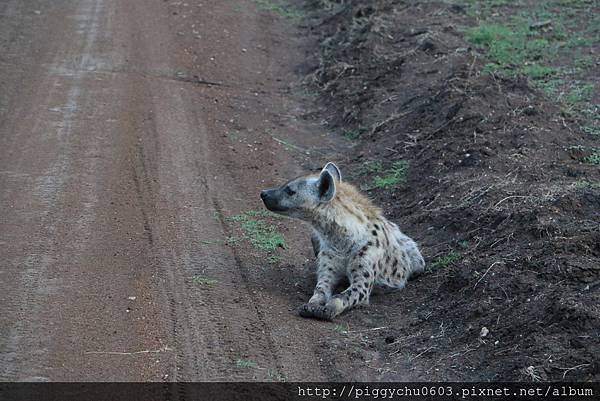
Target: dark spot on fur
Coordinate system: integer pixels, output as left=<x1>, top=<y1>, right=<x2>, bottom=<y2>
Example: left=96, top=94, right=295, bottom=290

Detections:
left=372, top=230, right=378, bottom=236
left=363, top=271, right=370, bottom=278
left=392, top=268, right=398, bottom=275
left=358, top=251, right=364, bottom=257
left=386, top=255, right=391, bottom=264
left=351, top=287, right=357, bottom=293
left=374, top=223, right=380, bottom=230
left=359, top=293, right=365, bottom=301
left=382, top=229, right=389, bottom=244
left=393, top=259, right=398, bottom=267
left=352, top=299, right=358, bottom=305
left=367, top=241, right=373, bottom=247
left=375, top=239, right=380, bottom=247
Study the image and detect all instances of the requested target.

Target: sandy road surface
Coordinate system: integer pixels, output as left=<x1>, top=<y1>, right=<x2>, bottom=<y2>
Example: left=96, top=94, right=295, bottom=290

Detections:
left=0, top=0, right=365, bottom=381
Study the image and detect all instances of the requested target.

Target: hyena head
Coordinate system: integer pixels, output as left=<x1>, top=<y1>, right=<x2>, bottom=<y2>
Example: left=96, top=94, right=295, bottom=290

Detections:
left=260, top=162, right=341, bottom=220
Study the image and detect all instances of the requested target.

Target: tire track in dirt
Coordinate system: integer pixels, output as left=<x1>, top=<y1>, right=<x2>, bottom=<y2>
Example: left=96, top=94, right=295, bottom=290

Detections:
left=0, top=0, right=106, bottom=379
left=118, top=1, right=292, bottom=380
left=0, top=0, right=172, bottom=381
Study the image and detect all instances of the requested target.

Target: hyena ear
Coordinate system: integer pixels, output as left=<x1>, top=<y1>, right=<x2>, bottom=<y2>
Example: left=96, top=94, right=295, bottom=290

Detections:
left=317, top=169, right=336, bottom=203
left=322, top=162, right=341, bottom=182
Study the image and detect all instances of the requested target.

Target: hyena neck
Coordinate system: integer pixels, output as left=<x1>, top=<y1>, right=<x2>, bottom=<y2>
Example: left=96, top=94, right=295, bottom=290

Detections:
left=309, top=192, right=380, bottom=245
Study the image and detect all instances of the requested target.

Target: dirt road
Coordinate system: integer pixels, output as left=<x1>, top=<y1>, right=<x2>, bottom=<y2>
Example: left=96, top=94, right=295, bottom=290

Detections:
left=0, top=0, right=368, bottom=382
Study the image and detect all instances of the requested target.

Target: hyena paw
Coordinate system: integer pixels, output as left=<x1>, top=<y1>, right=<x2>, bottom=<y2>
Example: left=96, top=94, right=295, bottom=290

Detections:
left=308, top=293, right=327, bottom=306
left=298, top=303, right=335, bottom=321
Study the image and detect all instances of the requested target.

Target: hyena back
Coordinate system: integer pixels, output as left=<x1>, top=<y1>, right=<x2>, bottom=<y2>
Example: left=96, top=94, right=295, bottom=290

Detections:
left=260, top=162, right=424, bottom=320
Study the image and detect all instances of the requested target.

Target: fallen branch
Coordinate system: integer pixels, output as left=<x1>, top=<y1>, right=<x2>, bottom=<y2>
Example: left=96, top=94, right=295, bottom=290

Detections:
left=560, top=363, right=590, bottom=379
left=474, top=261, right=503, bottom=288
left=346, top=326, right=388, bottom=334
left=408, top=346, right=435, bottom=362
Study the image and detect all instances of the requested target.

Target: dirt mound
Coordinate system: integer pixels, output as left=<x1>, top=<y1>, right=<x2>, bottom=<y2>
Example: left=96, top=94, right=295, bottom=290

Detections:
left=299, top=0, right=600, bottom=381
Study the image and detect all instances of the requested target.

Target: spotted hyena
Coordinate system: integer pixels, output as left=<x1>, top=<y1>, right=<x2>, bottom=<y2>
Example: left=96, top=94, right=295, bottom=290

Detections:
left=260, top=162, right=425, bottom=320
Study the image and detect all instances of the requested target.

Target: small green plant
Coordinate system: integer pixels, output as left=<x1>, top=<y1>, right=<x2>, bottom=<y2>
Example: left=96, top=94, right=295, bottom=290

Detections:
left=236, top=359, right=257, bottom=369
left=458, top=240, right=470, bottom=249
left=255, top=0, right=302, bottom=18
left=343, top=126, right=368, bottom=140
left=333, top=323, right=349, bottom=334
left=225, top=236, right=241, bottom=246
left=192, top=276, right=218, bottom=286
left=226, top=130, right=245, bottom=142
left=426, top=251, right=460, bottom=272
left=267, top=254, right=284, bottom=264
left=240, top=219, right=285, bottom=252
left=363, top=160, right=384, bottom=174
left=568, top=144, right=585, bottom=151
left=522, top=64, right=558, bottom=80
left=466, top=23, right=527, bottom=72
left=267, top=369, right=286, bottom=381
left=565, top=83, right=595, bottom=106
left=580, top=105, right=599, bottom=120
left=566, top=35, right=593, bottom=47
left=372, top=160, right=409, bottom=189
left=227, top=210, right=286, bottom=261
left=584, top=149, right=600, bottom=165
left=582, top=125, right=600, bottom=136
left=574, top=55, right=595, bottom=70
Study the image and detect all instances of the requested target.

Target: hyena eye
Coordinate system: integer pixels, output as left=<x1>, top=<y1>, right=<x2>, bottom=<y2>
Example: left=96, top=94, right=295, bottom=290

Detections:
left=285, top=187, right=296, bottom=196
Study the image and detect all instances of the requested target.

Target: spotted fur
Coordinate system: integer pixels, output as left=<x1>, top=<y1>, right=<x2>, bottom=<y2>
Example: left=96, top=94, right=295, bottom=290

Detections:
left=260, top=162, right=425, bottom=320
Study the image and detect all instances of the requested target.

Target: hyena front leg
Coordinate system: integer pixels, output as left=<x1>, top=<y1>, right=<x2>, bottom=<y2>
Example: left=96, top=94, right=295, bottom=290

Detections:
left=310, top=231, right=321, bottom=258
left=300, top=247, right=376, bottom=321
left=305, top=251, right=343, bottom=306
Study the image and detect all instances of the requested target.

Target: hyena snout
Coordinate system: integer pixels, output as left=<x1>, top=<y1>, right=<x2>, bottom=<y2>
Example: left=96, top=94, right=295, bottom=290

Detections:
left=260, top=188, right=287, bottom=212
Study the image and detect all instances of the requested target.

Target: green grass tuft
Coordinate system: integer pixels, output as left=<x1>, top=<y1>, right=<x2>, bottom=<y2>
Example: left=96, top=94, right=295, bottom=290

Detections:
left=343, top=126, right=369, bottom=140
left=267, top=254, right=284, bottom=264
left=192, top=276, right=218, bottom=286
left=333, top=323, right=349, bottom=334
left=240, top=219, right=285, bottom=252
left=255, top=0, right=302, bottom=18
left=584, top=149, right=600, bottom=165
left=427, top=251, right=461, bottom=272
left=522, top=64, right=558, bottom=79
left=236, top=359, right=258, bottom=369
left=227, top=210, right=286, bottom=262
left=364, top=161, right=384, bottom=173
left=582, top=125, right=600, bottom=136
left=372, top=160, right=409, bottom=189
